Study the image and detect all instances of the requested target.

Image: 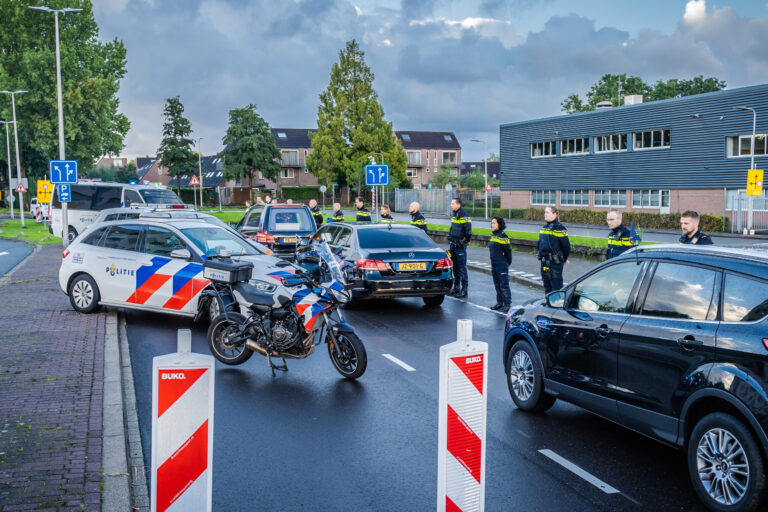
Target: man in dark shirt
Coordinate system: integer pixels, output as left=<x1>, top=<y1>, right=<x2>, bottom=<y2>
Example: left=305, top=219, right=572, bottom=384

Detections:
left=309, top=199, right=323, bottom=228
left=680, top=210, right=714, bottom=245
left=606, top=209, right=635, bottom=259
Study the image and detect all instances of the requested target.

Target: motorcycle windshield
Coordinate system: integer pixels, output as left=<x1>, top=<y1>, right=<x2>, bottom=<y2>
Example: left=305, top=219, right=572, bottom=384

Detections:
left=315, top=240, right=346, bottom=286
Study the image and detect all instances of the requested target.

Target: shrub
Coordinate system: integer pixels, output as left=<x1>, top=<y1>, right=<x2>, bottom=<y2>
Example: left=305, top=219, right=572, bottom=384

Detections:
left=281, top=186, right=321, bottom=201
left=518, top=208, right=728, bottom=232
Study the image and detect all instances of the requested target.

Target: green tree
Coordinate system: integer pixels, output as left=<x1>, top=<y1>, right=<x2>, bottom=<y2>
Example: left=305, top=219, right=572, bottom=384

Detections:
left=117, top=161, right=136, bottom=183
left=430, top=164, right=459, bottom=189
left=220, top=104, right=280, bottom=190
left=487, top=152, right=500, bottom=162
left=307, top=40, right=409, bottom=201
left=461, top=171, right=498, bottom=189
left=156, top=96, right=196, bottom=194
left=0, top=0, right=130, bottom=179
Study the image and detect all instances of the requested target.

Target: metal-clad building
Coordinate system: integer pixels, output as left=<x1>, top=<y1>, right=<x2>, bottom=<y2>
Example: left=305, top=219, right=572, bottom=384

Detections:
left=499, top=84, right=768, bottom=218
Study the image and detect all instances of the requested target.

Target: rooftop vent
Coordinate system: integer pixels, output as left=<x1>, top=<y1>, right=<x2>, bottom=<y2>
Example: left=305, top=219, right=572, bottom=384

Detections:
left=596, top=101, right=613, bottom=109
left=624, top=95, right=643, bottom=105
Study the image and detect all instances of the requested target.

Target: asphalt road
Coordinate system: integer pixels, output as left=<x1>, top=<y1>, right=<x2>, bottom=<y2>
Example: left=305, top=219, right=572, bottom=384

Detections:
left=125, top=270, right=705, bottom=511
left=0, top=240, right=33, bottom=277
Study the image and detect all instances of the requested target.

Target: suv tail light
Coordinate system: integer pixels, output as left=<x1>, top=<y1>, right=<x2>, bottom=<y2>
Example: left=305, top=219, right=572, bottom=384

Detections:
left=356, top=258, right=388, bottom=271
left=62, top=249, right=70, bottom=259
left=171, top=204, right=185, bottom=209
left=436, top=257, right=453, bottom=269
left=256, top=233, right=275, bottom=244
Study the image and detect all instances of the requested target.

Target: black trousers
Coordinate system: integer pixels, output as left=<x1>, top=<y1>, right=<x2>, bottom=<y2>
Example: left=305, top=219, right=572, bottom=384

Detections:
left=450, top=243, right=468, bottom=290
left=540, top=261, right=564, bottom=294
left=491, top=260, right=511, bottom=306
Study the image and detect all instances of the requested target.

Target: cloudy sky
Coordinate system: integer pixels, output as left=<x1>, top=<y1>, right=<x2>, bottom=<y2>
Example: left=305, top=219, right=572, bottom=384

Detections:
left=92, top=0, right=768, bottom=162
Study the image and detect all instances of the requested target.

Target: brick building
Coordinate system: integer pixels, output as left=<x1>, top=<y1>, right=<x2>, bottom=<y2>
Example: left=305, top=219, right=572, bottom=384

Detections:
left=394, top=131, right=462, bottom=188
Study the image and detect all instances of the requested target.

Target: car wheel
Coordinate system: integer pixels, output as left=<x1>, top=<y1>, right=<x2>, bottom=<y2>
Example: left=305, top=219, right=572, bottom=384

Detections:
left=68, top=274, right=101, bottom=314
left=423, top=295, right=444, bottom=307
left=505, top=340, right=556, bottom=412
left=688, top=412, right=766, bottom=512
left=67, top=226, right=78, bottom=243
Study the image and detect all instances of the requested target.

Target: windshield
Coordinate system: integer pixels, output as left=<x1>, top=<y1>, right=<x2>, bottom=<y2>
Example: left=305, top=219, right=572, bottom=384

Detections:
left=139, top=188, right=183, bottom=204
left=315, top=240, right=346, bottom=285
left=357, top=228, right=436, bottom=249
left=267, top=207, right=315, bottom=233
left=182, top=226, right=261, bottom=257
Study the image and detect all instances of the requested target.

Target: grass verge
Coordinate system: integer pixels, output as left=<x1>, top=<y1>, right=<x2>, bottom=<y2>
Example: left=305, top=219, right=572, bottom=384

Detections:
left=0, top=220, right=62, bottom=245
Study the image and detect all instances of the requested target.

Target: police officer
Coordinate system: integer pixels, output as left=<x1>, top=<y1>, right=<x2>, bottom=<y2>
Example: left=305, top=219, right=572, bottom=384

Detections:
left=329, top=202, right=344, bottom=222
left=448, top=197, right=472, bottom=298
left=355, top=197, right=371, bottom=222
left=537, top=205, right=570, bottom=294
left=606, top=209, right=634, bottom=259
left=489, top=216, right=512, bottom=311
left=409, top=202, right=427, bottom=232
left=380, top=204, right=394, bottom=222
left=309, top=199, right=323, bottom=228
left=679, top=210, right=714, bottom=245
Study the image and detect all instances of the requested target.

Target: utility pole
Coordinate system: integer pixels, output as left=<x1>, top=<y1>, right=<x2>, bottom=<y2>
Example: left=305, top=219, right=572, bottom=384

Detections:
left=471, top=139, right=489, bottom=219
left=735, top=106, right=757, bottom=234
left=0, top=91, right=28, bottom=227
left=197, top=138, right=204, bottom=209
left=0, top=121, right=14, bottom=219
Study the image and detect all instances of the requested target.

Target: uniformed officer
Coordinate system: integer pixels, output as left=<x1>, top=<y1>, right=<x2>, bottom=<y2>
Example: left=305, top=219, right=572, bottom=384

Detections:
left=309, top=199, right=323, bottom=228
left=489, top=216, right=512, bottom=311
left=380, top=204, right=394, bottom=222
left=606, top=209, right=635, bottom=259
left=409, top=202, right=427, bottom=232
left=355, top=197, right=371, bottom=222
left=537, top=205, right=570, bottom=294
left=679, top=210, right=714, bottom=245
left=448, top=197, right=472, bottom=298
left=329, top=202, right=344, bottom=222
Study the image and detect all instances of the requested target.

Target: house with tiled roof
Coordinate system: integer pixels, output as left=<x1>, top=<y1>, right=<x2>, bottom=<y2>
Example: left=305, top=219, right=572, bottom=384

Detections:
left=460, top=161, right=500, bottom=180
left=394, top=131, right=462, bottom=188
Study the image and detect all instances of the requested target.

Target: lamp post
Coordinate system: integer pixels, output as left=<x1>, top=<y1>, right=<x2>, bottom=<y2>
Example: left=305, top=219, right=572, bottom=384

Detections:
left=471, top=139, right=488, bottom=219
left=28, top=5, right=83, bottom=245
left=197, top=138, right=204, bottom=209
left=735, top=106, right=757, bottom=234
left=0, top=91, right=28, bottom=227
left=0, top=120, right=14, bottom=219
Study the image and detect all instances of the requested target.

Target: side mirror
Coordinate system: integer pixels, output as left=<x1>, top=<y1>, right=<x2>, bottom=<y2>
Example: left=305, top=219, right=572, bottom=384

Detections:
left=170, top=248, right=191, bottom=260
left=229, top=222, right=237, bottom=228
left=546, top=291, right=565, bottom=308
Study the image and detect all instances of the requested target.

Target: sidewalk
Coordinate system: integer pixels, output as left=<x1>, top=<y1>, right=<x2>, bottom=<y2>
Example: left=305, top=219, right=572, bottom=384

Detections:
left=0, top=246, right=104, bottom=512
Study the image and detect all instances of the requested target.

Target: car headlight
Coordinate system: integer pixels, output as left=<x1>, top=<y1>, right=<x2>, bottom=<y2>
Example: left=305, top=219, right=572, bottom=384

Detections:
left=249, top=279, right=277, bottom=292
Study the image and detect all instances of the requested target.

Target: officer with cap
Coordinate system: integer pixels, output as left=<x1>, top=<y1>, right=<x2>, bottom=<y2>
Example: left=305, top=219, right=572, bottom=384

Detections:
left=309, top=199, right=323, bottom=228
left=679, top=210, right=713, bottom=245
left=448, top=197, right=472, bottom=298
left=355, top=197, right=371, bottom=222
left=606, top=209, right=635, bottom=259
left=409, top=202, right=428, bottom=232
left=537, top=205, right=570, bottom=294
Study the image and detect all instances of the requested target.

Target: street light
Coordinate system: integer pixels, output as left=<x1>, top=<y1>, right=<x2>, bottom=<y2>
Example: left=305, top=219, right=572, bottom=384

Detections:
left=0, top=91, right=28, bottom=227
left=28, top=5, right=83, bottom=245
left=471, top=139, right=489, bottom=219
left=197, top=137, right=204, bottom=209
left=734, top=106, right=757, bottom=234
left=0, top=120, right=14, bottom=219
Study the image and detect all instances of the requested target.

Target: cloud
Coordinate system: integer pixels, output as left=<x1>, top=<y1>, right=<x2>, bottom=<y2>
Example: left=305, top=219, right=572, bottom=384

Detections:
left=683, top=0, right=707, bottom=25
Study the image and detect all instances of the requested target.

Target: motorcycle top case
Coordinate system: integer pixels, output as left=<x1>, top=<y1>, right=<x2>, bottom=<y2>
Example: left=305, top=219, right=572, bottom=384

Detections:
left=203, top=257, right=254, bottom=283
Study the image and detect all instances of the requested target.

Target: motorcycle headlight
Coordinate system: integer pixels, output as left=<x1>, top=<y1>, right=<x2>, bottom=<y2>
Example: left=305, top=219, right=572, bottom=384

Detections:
left=249, top=279, right=277, bottom=292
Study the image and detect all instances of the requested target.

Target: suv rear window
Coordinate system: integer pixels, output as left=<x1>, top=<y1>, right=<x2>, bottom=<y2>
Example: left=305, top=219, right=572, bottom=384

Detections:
left=266, top=207, right=314, bottom=233
left=357, top=228, right=436, bottom=249
left=641, top=262, right=719, bottom=320
left=723, top=273, right=768, bottom=322
left=52, top=185, right=123, bottom=211
left=139, top=188, right=183, bottom=204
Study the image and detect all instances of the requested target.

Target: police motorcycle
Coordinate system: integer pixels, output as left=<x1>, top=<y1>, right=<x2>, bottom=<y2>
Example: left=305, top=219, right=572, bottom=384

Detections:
left=203, top=241, right=367, bottom=379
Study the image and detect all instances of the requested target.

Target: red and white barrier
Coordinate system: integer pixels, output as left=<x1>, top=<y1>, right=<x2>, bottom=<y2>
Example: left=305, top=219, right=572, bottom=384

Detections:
left=151, top=329, right=215, bottom=512
left=437, top=319, right=488, bottom=512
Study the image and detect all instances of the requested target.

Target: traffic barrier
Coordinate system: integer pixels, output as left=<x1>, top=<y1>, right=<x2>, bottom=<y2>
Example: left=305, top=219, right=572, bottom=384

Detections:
left=151, top=329, right=215, bottom=512
left=437, top=319, right=488, bottom=512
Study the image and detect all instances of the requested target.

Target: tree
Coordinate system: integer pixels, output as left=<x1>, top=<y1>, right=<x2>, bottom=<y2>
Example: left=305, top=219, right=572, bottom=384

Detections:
left=461, top=171, right=498, bottom=189
left=117, top=161, right=136, bottom=183
left=430, top=164, right=459, bottom=189
left=307, top=40, right=409, bottom=201
left=0, top=0, right=130, bottom=179
left=220, top=104, right=280, bottom=190
left=487, top=152, right=500, bottom=162
left=561, top=74, right=725, bottom=113
left=156, top=96, right=196, bottom=194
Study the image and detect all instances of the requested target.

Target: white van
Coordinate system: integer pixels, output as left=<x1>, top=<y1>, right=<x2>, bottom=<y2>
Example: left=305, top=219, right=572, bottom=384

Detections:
left=50, top=182, right=186, bottom=242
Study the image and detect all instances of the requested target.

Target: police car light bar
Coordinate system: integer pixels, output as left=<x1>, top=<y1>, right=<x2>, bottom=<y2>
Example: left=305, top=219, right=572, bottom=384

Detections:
left=130, top=203, right=193, bottom=210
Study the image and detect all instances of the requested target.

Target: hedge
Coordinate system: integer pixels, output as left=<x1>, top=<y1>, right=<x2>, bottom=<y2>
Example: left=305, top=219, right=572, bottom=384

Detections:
left=281, top=186, right=321, bottom=201
left=521, top=208, right=729, bottom=232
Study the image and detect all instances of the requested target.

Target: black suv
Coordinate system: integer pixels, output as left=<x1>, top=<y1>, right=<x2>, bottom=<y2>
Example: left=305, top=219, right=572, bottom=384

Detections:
left=235, top=203, right=316, bottom=259
left=503, top=245, right=768, bottom=512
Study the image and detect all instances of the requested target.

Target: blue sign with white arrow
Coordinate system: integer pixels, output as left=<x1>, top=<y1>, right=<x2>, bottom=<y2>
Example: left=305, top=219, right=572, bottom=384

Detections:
left=49, top=160, right=78, bottom=184
left=58, top=184, right=71, bottom=203
left=364, top=164, right=389, bottom=186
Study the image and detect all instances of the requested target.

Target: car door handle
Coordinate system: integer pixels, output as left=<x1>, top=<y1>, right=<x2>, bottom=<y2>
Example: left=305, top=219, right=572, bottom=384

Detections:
left=595, top=325, right=612, bottom=338
left=677, top=336, right=704, bottom=350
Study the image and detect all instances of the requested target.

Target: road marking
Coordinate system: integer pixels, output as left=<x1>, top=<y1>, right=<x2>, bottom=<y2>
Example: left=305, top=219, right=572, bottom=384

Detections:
left=538, top=449, right=620, bottom=494
left=516, top=429, right=532, bottom=439
left=0, top=251, right=8, bottom=256
left=445, top=296, right=506, bottom=317
left=382, top=354, right=415, bottom=372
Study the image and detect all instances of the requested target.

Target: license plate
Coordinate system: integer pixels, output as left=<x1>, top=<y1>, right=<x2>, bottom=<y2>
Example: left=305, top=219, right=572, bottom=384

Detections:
left=281, top=237, right=297, bottom=243
left=398, top=262, right=427, bottom=271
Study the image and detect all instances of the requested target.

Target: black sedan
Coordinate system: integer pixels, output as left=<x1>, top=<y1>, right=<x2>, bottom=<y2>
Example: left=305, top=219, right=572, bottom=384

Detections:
left=297, top=222, right=453, bottom=306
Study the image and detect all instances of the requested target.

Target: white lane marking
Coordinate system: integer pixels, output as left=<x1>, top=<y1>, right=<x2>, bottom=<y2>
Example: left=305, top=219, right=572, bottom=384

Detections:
left=512, top=271, right=525, bottom=275
left=0, top=251, right=8, bottom=256
left=516, top=429, right=532, bottom=439
left=446, top=296, right=506, bottom=317
left=382, top=353, right=416, bottom=372
left=538, top=449, right=620, bottom=494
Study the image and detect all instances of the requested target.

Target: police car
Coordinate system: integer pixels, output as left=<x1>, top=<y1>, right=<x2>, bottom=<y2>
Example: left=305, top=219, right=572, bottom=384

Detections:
left=59, top=218, right=297, bottom=319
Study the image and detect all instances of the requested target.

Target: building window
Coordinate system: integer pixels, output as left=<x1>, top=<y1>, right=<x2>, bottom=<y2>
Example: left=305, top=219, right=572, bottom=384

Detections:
left=258, top=171, right=263, bottom=179
left=277, top=132, right=287, bottom=139
left=633, top=129, right=670, bottom=150
left=560, top=189, right=589, bottom=206
left=442, top=151, right=456, bottom=164
left=594, top=189, right=626, bottom=207
left=304, top=168, right=309, bottom=174
left=157, top=168, right=163, bottom=175
left=443, top=134, right=453, bottom=142
left=281, top=150, right=298, bottom=166
left=595, top=134, right=627, bottom=153
left=632, top=189, right=669, bottom=208
left=726, top=134, right=767, bottom=157
left=530, top=141, right=556, bottom=158
left=407, top=151, right=421, bottom=165
left=401, top=134, right=410, bottom=142
left=280, top=168, right=294, bottom=179
left=531, top=190, right=556, bottom=205
left=562, top=138, right=590, bottom=155
left=406, top=169, right=417, bottom=178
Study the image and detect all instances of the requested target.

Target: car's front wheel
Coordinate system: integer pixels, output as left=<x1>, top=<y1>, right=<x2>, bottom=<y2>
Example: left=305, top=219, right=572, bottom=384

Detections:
left=506, top=340, right=556, bottom=412
left=67, top=226, right=78, bottom=243
left=422, top=295, right=444, bottom=307
left=68, top=274, right=101, bottom=314
left=688, top=412, right=766, bottom=512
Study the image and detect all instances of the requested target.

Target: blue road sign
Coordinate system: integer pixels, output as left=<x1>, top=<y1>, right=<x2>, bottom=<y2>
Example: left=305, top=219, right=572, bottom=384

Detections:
left=364, top=164, right=389, bottom=186
left=49, top=160, right=78, bottom=184
left=58, top=184, right=71, bottom=203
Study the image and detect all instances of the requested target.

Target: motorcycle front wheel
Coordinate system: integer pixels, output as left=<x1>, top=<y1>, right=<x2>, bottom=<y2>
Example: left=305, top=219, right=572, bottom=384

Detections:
left=207, top=312, right=254, bottom=365
left=328, top=331, right=367, bottom=379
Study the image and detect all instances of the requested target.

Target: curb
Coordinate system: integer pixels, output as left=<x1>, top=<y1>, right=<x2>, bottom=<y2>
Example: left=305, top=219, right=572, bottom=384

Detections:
left=466, top=260, right=544, bottom=290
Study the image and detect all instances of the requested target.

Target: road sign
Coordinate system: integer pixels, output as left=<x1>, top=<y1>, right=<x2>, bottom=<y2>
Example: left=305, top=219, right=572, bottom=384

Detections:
left=189, top=174, right=201, bottom=186
left=37, top=180, right=52, bottom=203
left=49, top=160, right=78, bottom=184
left=747, top=169, right=764, bottom=197
left=319, top=185, right=327, bottom=193
left=15, top=182, right=27, bottom=193
left=11, top=178, right=28, bottom=190
left=445, top=183, right=453, bottom=192
left=364, top=164, right=389, bottom=186
left=428, top=183, right=433, bottom=189
left=58, top=184, right=71, bottom=203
